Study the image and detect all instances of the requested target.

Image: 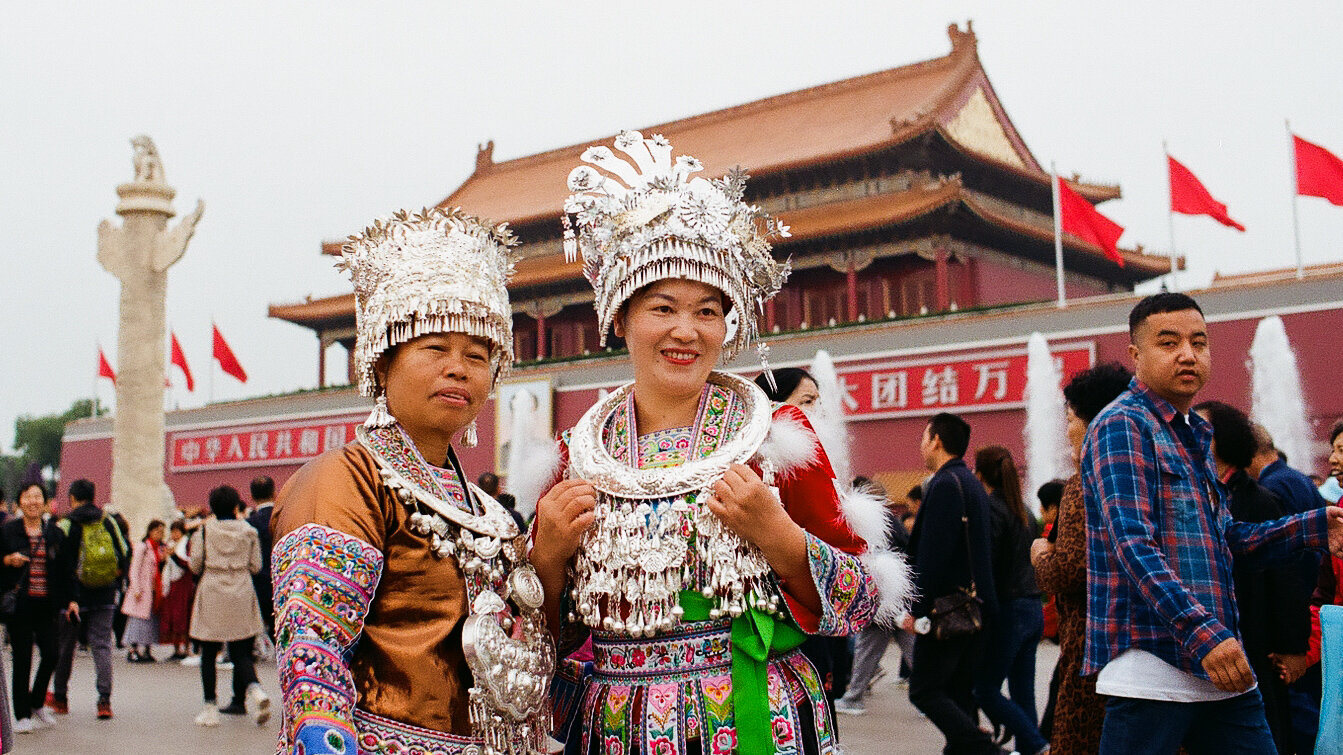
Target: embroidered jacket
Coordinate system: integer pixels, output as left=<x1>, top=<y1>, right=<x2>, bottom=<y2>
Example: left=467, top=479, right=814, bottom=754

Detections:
left=1081, top=378, right=1331, bottom=678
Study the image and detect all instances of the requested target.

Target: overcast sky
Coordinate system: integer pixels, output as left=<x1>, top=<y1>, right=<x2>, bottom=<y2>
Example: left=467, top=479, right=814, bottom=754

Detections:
left=3, top=1, right=1341, bottom=453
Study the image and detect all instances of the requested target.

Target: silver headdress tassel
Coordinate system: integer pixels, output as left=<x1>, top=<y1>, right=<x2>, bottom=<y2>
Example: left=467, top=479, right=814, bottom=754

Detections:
left=563, top=130, right=791, bottom=362
left=336, top=207, right=518, bottom=428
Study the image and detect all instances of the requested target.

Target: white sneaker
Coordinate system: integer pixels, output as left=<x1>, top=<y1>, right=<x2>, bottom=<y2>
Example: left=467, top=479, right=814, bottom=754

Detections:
left=34, top=708, right=57, bottom=727
left=246, top=682, right=271, bottom=727
left=181, top=655, right=201, bottom=666
left=194, top=703, right=220, bottom=727
left=13, top=718, right=34, bottom=734
left=834, top=698, right=866, bottom=716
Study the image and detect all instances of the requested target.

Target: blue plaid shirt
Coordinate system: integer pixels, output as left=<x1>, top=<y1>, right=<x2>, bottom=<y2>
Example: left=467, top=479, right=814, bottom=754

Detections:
left=1081, top=378, right=1330, bottom=678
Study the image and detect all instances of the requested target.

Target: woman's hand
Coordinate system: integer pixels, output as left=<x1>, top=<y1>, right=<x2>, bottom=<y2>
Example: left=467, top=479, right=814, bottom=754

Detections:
left=3, top=553, right=29, bottom=568
left=706, top=464, right=791, bottom=549
left=1029, top=537, right=1052, bottom=567
left=529, top=479, right=597, bottom=573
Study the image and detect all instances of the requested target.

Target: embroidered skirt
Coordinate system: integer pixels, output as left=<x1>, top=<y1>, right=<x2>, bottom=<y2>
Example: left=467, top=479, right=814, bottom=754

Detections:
left=578, top=621, right=838, bottom=755
left=351, top=708, right=486, bottom=755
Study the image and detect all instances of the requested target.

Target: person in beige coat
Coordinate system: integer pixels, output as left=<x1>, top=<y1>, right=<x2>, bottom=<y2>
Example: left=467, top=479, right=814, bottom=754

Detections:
left=188, top=485, right=269, bottom=728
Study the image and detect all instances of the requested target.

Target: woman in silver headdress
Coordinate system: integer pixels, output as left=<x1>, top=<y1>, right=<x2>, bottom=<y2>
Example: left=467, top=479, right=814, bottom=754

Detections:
left=529, top=132, right=912, bottom=755
left=271, top=208, right=554, bottom=755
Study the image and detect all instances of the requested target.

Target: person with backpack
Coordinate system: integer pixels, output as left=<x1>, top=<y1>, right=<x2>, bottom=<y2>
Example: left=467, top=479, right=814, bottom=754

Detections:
left=49, top=479, right=128, bottom=720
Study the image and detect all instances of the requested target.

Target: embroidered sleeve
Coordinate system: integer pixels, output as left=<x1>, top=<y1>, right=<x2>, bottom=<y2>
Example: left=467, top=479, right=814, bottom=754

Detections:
left=798, top=531, right=879, bottom=635
left=273, top=523, right=384, bottom=755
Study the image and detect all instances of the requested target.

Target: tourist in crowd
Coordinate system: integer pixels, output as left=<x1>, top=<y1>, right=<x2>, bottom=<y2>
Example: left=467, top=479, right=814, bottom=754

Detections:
left=902, top=412, right=1002, bottom=754
left=108, top=511, right=131, bottom=651
left=1035, top=479, right=1064, bottom=650
left=1032, top=362, right=1131, bottom=754
left=188, top=484, right=267, bottom=727
left=51, top=478, right=128, bottom=720
left=159, top=520, right=194, bottom=660
left=121, top=519, right=166, bottom=663
left=532, top=132, right=905, bottom=755
left=244, top=476, right=275, bottom=642
left=835, top=476, right=916, bottom=716
left=971, top=445, right=1047, bottom=755
left=1082, top=293, right=1343, bottom=754
left=1195, top=399, right=1311, bottom=753
left=757, top=366, right=853, bottom=713
left=271, top=207, right=552, bottom=753
left=1, top=481, right=69, bottom=733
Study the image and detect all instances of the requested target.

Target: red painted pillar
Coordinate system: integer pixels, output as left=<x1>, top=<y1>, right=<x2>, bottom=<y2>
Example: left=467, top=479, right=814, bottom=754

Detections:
left=846, top=261, right=859, bottom=321
left=764, top=298, right=776, bottom=333
left=935, top=248, right=950, bottom=311
left=535, top=314, right=548, bottom=360
left=317, top=338, right=327, bottom=388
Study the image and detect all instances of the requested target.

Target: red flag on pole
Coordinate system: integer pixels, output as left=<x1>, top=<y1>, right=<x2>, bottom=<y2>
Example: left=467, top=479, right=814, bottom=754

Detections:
left=1294, top=134, right=1343, bottom=206
left=212, top=324, right=248, bottom=383
left=1168, top=155, right=1246, bottom=231
left=1057, top=177, right=1125, bottom=266
left=97, top=348, right=116, bottom=385
left=170, top=331, right=195, bottom=392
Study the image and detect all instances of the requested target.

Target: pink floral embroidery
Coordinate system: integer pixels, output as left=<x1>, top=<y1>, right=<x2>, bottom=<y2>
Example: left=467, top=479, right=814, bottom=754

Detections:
left=710, top=728, right=737, bottom=755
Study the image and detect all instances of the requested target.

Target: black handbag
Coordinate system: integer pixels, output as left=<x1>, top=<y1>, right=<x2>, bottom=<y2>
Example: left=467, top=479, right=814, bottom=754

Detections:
left=1, top=564, right=30, bottom=623
left=927, top=475, right=984, bottom=640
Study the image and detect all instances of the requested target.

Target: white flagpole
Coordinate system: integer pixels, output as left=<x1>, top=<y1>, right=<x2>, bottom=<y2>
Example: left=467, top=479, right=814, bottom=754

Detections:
left=1287, top=119, right=1304, bottom=279
left=92, top=343, right=99, bottom=418
left=208, top=318, right=215, bottom=404
left=1164, top=141, right=1179, bottom=291
left=1051, top=162, right=1066, bottom=308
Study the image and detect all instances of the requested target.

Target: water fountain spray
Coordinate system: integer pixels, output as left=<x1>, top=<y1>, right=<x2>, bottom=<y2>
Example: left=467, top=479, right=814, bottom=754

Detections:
left=1249, top=316, right=1313, bottom=472
left=1023, top=333, right=1070, bottom=515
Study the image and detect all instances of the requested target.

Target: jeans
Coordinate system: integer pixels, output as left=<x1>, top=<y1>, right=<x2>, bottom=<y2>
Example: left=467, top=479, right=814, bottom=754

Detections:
left=53, top=605, right=114, bottom=702
left=1098, top=689, right=1278, bottom=755
left=909, top=631, right=999, bottom=755
left=7, top=598, right=58, bottom=720
left=199, top=638, right=258, bottom=705
left=973, top=597, right=1046, bottom=754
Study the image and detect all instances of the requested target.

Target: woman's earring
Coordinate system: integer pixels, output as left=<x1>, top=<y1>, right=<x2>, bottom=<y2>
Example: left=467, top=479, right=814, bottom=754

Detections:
left=365, top=391, right=395, bottom=429
left=462, top=420, right=478, bottom=448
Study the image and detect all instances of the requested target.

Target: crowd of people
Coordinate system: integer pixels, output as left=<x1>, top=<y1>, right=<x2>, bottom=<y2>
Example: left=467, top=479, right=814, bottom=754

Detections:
left=3, top=129, right=1343, bottom=755
left=0, top=474, right=278, bottom=740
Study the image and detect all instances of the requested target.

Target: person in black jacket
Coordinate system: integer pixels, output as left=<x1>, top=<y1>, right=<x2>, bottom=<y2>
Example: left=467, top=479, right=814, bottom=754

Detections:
left=1, top=481, right=71, bottom=733
left=904, top=412, right=1003, bottom=755
left=1195, top=400, right=1309, bottom=754
left=244, top=476, right=275, bottom=640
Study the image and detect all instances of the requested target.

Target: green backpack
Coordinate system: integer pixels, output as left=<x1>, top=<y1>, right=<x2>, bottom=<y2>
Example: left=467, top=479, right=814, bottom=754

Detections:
left=76, top=518, right=124, bottom=589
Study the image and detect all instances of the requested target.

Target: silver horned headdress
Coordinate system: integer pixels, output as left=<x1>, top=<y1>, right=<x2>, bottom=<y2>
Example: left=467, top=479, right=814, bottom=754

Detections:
left=563, top=130, right=790, bottom=361
left=337, top=207, right=518, bottom=425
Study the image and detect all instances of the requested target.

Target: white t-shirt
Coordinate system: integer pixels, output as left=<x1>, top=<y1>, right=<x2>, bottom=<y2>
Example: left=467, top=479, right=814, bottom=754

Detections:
left=1096, top=649, right=1252, bottom=702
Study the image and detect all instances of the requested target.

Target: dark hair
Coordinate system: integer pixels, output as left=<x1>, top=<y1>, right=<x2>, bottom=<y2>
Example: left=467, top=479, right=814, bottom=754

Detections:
left=68, top=478, right=95, bottom=504
left=1037, top=479, right=1066, bottom=511
left=1129, top=292, right=1204, bottom=340
left=497, top=493, right=517, bottom=510
left=170, top=520, right=186, bottom=535
left=927, top=412, right=971, bottom=458
left=250, top=476, right=275, bottom=501
left=208, top=485, right=243, bottom=520
left=906, top=485, right=923, bottom=503
left=754, top=368, right=815, bottom=404
left=18, top=482, right=49, bottom=502
left=142, top=519, right=166, bottom=541
left=476, top=472, right=500, bottom=496
left=1062, top=363, right=1134, bottom=425
left=1194, top=400, right=1259, bottom=470
left=974, top=445, right=1029, bottom=527
left=1331, top=420, right=1343, bottom=445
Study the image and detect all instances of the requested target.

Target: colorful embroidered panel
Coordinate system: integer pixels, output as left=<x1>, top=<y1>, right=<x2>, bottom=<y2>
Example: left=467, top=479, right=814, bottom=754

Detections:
left=353, top=707, right=483, bottom=755
left=273, top=524, right=384, bottom=755
left=804, top=532, right=879, bottom=636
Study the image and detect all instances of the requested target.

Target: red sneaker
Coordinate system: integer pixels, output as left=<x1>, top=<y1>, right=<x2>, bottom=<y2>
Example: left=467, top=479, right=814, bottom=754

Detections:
left=96, top=701, right=113, bottom=719
left=44, top=692, right=68, bottom=715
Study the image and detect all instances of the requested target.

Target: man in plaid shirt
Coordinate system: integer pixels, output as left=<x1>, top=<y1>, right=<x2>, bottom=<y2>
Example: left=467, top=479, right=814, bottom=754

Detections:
left=1082, top=292, right=1343, bottom=754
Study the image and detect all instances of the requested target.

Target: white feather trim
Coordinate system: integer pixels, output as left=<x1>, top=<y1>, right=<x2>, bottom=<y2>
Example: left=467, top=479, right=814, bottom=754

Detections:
left=505, top=438, right=561, bottom=520
left=754, top=413, right=818, bottom=478
left=863, top=549, right=916, bottom=626
left=837, top=484, right=891, bottom=552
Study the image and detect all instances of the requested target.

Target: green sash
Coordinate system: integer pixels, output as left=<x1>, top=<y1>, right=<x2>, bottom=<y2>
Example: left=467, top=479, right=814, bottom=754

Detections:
left=679, top=590, right=805, bottom=754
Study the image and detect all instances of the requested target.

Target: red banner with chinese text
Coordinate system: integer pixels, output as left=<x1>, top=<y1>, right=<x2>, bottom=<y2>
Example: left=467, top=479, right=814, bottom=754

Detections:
left=169, top=415, right=365, bottom=472
left=831, top=343, right=1095, bottom=419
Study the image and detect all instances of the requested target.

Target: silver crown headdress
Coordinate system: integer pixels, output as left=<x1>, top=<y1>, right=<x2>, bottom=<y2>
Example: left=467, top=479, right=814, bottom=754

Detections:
left=337, top=207, right=518, bottom=426
left=563, top=130, right=790, bottom=362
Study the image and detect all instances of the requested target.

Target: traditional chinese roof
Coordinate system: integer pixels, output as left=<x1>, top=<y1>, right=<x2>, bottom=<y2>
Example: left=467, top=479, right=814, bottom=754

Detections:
left=437, top=21, right=1118, bottom=228
left=1210, top=261, right=1343, bottom=286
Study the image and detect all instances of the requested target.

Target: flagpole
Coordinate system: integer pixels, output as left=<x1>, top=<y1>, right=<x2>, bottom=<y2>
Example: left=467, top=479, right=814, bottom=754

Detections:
left=1287, top=119, right=1304, bottom=279
left=1051, top=162, right=1066, bottom=308
left=1164, top=141, right=1180, bottom=291
left=209, top=318, right=215, bottom=405
left=92, top=344, right=99, bottom=418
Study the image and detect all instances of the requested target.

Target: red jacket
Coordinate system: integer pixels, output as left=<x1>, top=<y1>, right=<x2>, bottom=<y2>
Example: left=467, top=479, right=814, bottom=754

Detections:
left=1307, top=554, right=1343, bottom=665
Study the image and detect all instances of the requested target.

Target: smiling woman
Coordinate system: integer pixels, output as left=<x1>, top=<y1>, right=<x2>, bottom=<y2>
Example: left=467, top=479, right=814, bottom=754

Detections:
left=532, top=131, right=912, bottom=755
left=269, top=207, right=555, bottom=755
